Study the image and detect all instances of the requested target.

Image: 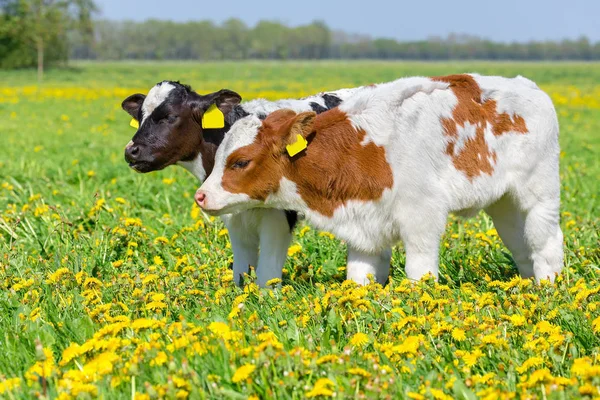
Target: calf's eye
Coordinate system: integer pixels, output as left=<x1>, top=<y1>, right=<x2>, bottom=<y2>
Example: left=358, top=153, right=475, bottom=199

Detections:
left=167, top=115, right=178, bottom=123
left=232, top=160, right=250, bottom=169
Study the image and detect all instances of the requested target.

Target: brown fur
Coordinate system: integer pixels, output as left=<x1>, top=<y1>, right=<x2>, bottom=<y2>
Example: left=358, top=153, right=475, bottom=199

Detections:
left=432, top=74, right=528, bottom=180
left=222, top=108, right=393, bottom=217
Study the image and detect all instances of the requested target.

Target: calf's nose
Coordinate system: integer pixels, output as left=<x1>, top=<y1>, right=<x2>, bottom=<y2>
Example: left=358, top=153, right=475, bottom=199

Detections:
left=125, top=143, right=140, bottom=162
left=195, top=190, right=206, bottom=208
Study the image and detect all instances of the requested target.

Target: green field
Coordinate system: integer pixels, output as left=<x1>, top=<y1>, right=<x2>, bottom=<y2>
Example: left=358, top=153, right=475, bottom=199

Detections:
left=0, top=61, right=599, bottom=399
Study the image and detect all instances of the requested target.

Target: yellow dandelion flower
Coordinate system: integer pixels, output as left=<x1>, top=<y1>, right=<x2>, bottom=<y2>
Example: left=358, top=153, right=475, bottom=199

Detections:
left=151, top=293, right=165, bottom=302
left=299, top=226, right=311, bottom=237
left=131, top=318, right=164, bottom=331
left=153, top=255, right=164, bottom=266
left=125, top=218, right=142, bottom=227
left=516, top=357, right=544, bottom=374
left=349, top=332, right=369, bottom=347
left=83, top=277, right=103, bottom=289
left=162, top=178, right=175, bottom=185
left=71, top=383, right=98, bottom=397
left=146, top=301, right=167, bottom=311
left=591, top=316, right=600, bottom=334
left=579, top=383, right=597, bottom=396
left=29, top=307, right=41, bottom=321
left=462, top=349, right=483, bottom=368
left=266, top=278, right=282, bottom=287
left=526, top=368, right=553, bottom=386
left=510, top=314, right=526, bottom=327
left=191, top=203, right=201, bottom=220
left=151, top=351, right=168, bottom=366
left=306, top=378, right=335, bottom=398
left=209, top=321, right=231, bottom=337
left=232, top=364, right=256, bottom=383
left=430, top=388, right=452, bottom=400
left=46, top=267, right=70, bottom=284
left=393, top=336, right=421, bottom=355
left=348, top=367, right=371, bottom=378
left=318, top=231, right=335, bottom=239
left=451, top=328, right=466, bottom=341
left=0, top=377, right=21, bottom=394
left=287, top=244, right=302, bottom=256
left=142, top=274, right=159, bottom=284
left=316, top=355, right=338, bottom=365
left=154, top=236, right=169, bottom=245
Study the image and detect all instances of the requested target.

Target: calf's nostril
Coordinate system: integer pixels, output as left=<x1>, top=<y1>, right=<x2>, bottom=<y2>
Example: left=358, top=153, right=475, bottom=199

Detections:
left=195, top=191, right=206, bottom=206
left=125, top=145, right=140, bottom=162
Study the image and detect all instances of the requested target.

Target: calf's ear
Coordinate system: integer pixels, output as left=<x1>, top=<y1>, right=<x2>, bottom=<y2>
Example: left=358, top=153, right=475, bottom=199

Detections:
left=289, top=111, right=316, bottom=140
left=121, top=94, right=146, bottom=118
left=283, top=112, right=316, bottom=157
left=213, top=89, right=242, bottom=116
left=199, top=89, right=242, bottom=116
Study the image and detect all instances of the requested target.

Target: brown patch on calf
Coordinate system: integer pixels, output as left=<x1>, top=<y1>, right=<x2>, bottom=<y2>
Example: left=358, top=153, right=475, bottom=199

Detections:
left=220, top=110, right=298, bottom=201
left=432, top=74, right=528, bottom=180
left=222, top=108, right=393, bottom=217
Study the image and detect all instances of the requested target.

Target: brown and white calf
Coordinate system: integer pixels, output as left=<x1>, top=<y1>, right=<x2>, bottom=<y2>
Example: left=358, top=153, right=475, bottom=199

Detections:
left=197, top=74, right=564, bottom=284
left=120, top=81, right=389, bottom=286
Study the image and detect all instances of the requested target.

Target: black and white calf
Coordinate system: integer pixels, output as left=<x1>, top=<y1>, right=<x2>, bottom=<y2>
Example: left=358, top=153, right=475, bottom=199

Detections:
left=121, top=81, right=386, bottom=286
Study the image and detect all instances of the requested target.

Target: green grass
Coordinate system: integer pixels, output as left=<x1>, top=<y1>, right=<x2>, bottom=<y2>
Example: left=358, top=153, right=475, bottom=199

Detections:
left=0, top=61, right=599, bottom=399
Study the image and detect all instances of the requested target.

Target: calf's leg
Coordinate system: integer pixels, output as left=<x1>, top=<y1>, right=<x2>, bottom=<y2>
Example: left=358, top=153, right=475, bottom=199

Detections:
left=256, top=209, right=293, bottom=287
left=485, top=195, right=535, bottom=278
left=399, top=208, right=446, bottom=281
left=347, top=247, right=392, bottom=285
left=522, top=200, right=563, bottom=282
left=513, top=159, right=564, bottom=282
left=224, top=214, right=259, bottom=286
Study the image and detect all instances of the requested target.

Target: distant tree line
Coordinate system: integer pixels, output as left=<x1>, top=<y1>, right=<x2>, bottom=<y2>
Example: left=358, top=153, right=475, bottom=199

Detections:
left=71, top=20, right=600, bottom=61
left=2, top=7, right=600, bottom=73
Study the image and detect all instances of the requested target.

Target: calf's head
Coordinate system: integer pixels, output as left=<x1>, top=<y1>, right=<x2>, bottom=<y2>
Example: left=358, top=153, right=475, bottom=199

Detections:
left=121, top=81, right=241, bottom=176
left=196, top=109, right=316, bottom=215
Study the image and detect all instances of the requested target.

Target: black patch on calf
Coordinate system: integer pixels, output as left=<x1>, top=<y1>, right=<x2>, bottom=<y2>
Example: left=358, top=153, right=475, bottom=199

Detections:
left=225, top=105, right=250, bottom=126
left=310, top=102, right=328, bottom=114
left=199, top=105, right=249, bottom=150
left=285, top=210, right=298, bottom=232
left=201, top=129, right=226, bottom=148
left=257, top=112, right=267, bottom=120
left=323, top=94, right=342, bottom=109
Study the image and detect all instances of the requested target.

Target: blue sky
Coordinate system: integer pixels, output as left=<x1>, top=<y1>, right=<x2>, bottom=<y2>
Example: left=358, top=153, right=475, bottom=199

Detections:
left=96, top=0, right=599, bottom=42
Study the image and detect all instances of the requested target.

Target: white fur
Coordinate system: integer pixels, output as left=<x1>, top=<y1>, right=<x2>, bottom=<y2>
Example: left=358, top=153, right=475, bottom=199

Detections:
left=203, top=74, right=563, bottom=284
left=242, top=87, right=355, bottom=115
left=141, top=82, right=176, bottom=124
left=178, top=155, right=206, bottom=182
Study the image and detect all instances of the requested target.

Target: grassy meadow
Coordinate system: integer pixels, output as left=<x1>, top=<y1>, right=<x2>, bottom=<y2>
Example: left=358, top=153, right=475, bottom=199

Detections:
left=0, top=61, right=599, bottom=399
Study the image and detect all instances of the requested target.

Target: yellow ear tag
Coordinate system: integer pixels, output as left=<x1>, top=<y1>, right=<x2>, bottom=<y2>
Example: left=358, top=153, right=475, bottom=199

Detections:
left=130, top=118, right=139, bottom=129
left=202, top=104, right=225, bottom=129
left=286, top=134, right=308, bottom=157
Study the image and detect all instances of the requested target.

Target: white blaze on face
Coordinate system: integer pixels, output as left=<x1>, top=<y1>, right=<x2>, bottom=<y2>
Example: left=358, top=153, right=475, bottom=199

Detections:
left=141, top=82, right=176, bottom=124
left=199, top=115, right=263, bottom=213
